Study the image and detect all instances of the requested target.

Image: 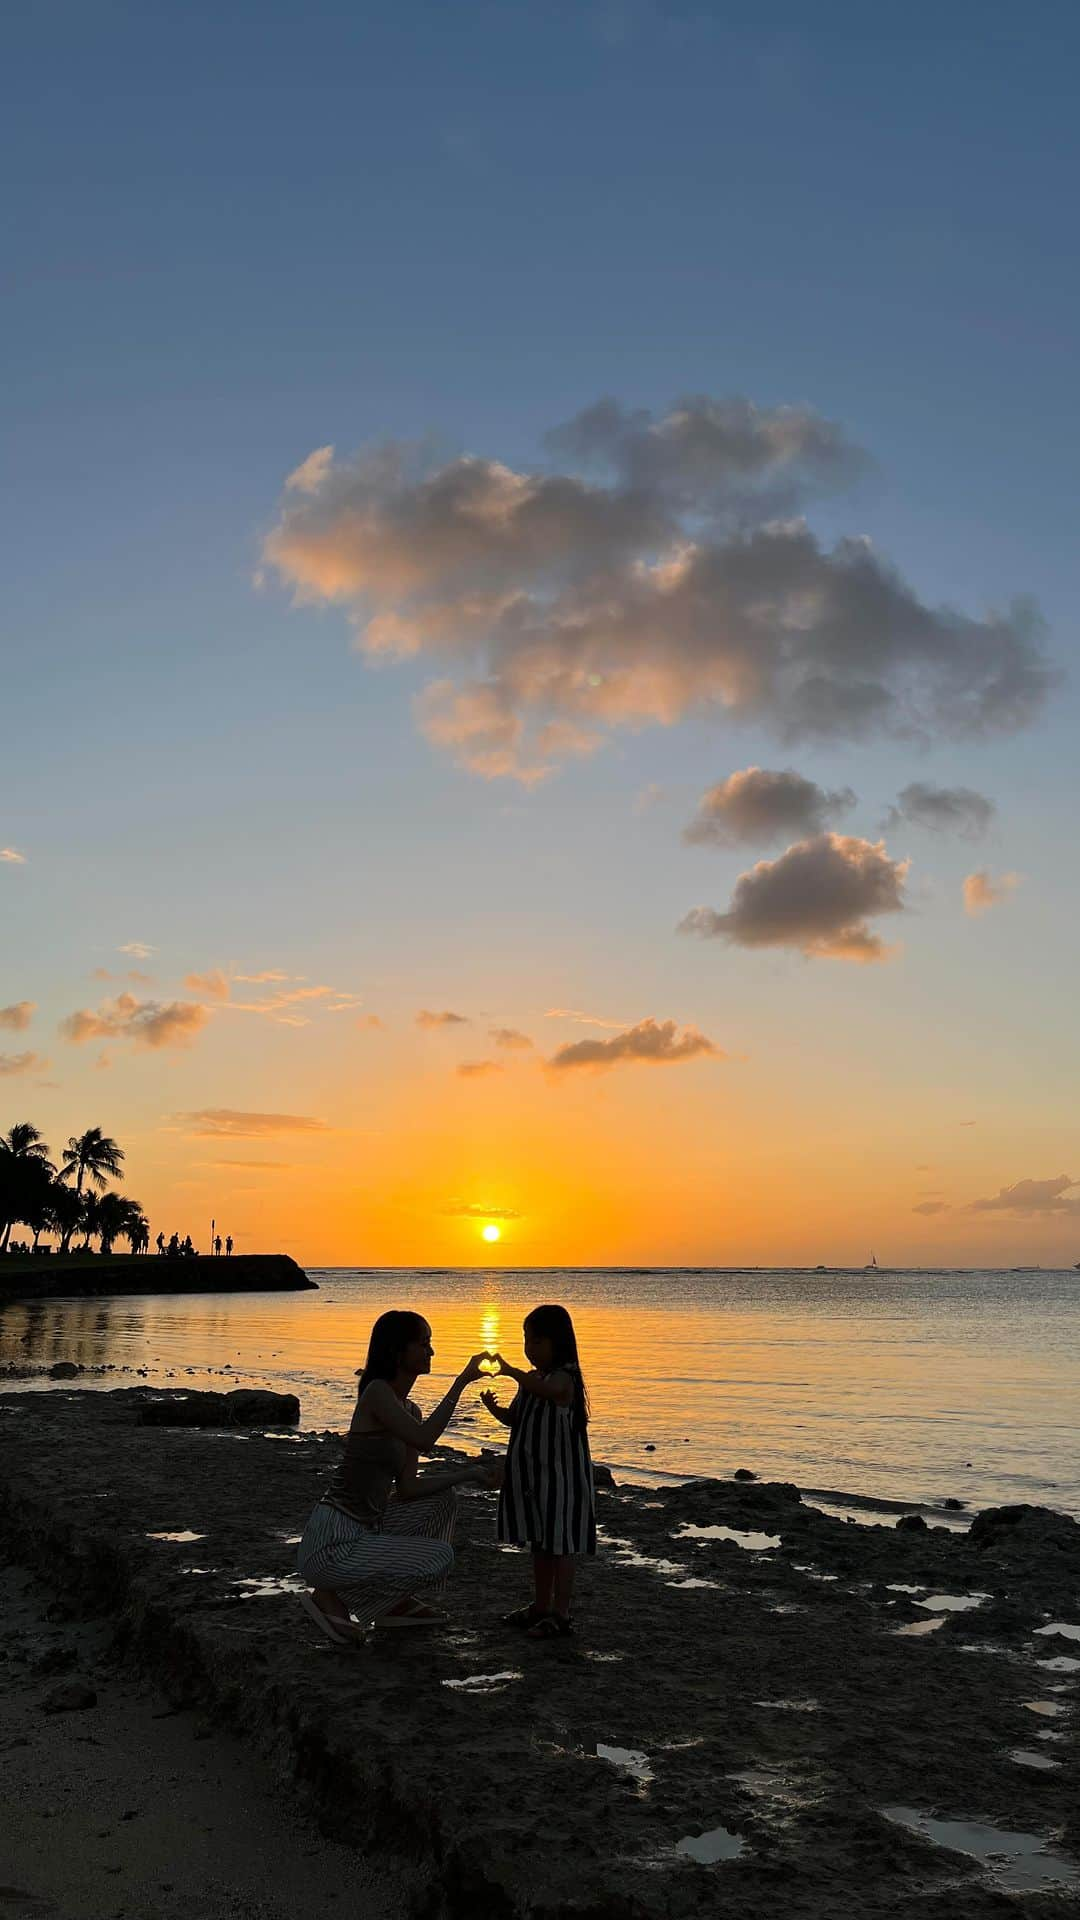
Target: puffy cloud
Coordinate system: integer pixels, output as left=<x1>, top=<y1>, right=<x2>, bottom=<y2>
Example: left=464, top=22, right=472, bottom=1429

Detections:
left=679, top=832, right=908, bottom=962
left=0, top=1001, right=35, bottom=1032
left=175, top=1110, right=331, bottom=1138
left=969, top=1174, right=1079, bottom=1216
left=441, top=1201, right=521, bottom=1219
left=548, top=1016, right=720, bottom=1074
left=185, top=969, right=231, bottom=1000
left=0, top=1051, right=43, bottom=1077
left=684, top=766, right=855, bottom=847
left=490, top=1027, right=533, bottom=1050
left=416, top=1008, right=470, bottom=1029
left=262, top=399, right=1052, bottom=782
left=119, top=941, right=156, bottom=960
left=963, top=869, right=1020, bottom=915
left=356, top=1014, right=384, bottom=1030
left=59, top=993, right=209, bottom=1051
left=457, top=1060, right=502, bottom=1078
left=885, top=782, right=995, bottom=840
left=912, top=1200, right=949, bottom=1215
left=1, top=848, right=26, bottom=864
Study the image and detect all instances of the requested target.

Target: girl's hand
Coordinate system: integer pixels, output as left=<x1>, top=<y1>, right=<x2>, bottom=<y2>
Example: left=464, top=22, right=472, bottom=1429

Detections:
left=480, top=1388, right=503, bottom=1416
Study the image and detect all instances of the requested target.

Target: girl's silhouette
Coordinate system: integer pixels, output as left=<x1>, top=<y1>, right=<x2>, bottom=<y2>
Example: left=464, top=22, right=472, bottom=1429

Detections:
left=482, top=1303, right=596, bottom=1639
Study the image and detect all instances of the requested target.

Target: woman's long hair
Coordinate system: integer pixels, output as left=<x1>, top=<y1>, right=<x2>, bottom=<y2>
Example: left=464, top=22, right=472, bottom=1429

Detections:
left=524, top=1303, right=590, bottom=1434
left=355, top=1310, right=428, bottom=1395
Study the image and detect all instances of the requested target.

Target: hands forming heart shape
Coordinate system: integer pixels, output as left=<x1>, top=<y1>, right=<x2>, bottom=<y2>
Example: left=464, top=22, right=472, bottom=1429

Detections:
left=477, top=1351, right=501, bottom=1376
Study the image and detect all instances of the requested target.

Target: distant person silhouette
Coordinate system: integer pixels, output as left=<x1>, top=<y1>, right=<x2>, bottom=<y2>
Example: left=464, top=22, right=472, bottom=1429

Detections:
left=156, top=1232, right=165, bottom=1256
left=214, top=1234, right=223, bottom=1257
left=225, top=1235, right=233, bottom=1257
left=181, top=1234, right=194, bottom=1258
left=167, top=1232, right=180, bottom=1259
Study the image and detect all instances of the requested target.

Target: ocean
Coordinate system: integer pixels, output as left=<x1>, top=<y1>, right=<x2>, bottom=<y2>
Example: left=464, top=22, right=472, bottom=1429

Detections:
left=2, top=1266, right=1078, bottom=1517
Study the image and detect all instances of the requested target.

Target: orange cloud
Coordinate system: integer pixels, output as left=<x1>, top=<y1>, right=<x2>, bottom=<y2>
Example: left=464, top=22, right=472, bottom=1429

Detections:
left=174, top=1109, right=331, bottom=1138
left=684, top=766, right=855, bottom=847
left=548, top=1016, right=720, bottom=1074
left=185, top=969, right=231, bottom=1000
left=969, top=1174, right=1079, bottom=1216
left=417, top=1008, right=470, bottom=1029
left=457, top=1060, right=502, bottom=1078
left=59, top=994, right=208, bottom=1051
left=963, top=869, right=1020, bottom=915
left=0, top=1051, right=44, bottom=1077
left=1, top=848, right=26, bottom=865
left=0, top=1001, right=35, bottom=1032
left=490, top=1027, right=533, bottom=1050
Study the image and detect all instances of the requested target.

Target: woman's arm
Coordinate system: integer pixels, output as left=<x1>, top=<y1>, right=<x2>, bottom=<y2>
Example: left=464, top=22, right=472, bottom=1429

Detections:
left=361, top=1355, right=489, bottom=1451
left=395, top=1457, right=502, bottom=1501
left=492, top=1358, right=573, bottom=1408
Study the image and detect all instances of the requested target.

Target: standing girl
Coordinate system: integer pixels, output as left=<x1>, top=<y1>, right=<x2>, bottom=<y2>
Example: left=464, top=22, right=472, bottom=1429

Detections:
left=481, top=1303, right=596, bottom=1639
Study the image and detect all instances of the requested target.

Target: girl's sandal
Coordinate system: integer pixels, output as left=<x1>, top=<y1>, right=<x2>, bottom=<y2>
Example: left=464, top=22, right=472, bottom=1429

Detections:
left=526, top=1612, right=574, bottom=1640
left=501, top=1604, right=546, bottom=1629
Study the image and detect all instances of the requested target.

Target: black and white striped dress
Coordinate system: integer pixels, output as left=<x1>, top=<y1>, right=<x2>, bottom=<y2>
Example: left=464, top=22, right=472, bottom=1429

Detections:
left=497, top=1363, right=596, bottom=1556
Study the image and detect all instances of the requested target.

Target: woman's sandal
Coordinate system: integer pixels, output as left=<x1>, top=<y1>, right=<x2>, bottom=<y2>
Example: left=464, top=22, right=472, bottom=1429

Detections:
left=298, top=1592, right=365, bottom=1646
left=375, top=1597, right=448, bottom=1629
left=526, top=1611, right=574, bottom=1640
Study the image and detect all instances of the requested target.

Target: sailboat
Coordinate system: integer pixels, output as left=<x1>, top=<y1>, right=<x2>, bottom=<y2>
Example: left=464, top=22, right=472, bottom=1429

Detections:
left=866, top=1250, right=878, bottom=1269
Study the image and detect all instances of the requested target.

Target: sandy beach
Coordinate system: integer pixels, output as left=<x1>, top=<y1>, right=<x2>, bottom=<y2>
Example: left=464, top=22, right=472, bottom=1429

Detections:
left=1, top=1386, right=1077, bottom=1918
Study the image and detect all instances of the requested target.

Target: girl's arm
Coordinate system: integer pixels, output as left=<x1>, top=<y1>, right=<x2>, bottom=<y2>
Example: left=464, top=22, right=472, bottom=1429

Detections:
left=492, top=1357, right=573, bottom=1408
left=480, top=1387, right=514, bottom=1428
left=361, top=1355, right=488, bottom=1451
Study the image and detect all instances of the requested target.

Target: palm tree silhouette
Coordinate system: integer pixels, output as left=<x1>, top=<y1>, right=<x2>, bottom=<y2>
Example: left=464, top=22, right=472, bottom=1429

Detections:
left=61, top=1127, right=124, bottom=1198
left=0, top=1122, right=55, bottom=1252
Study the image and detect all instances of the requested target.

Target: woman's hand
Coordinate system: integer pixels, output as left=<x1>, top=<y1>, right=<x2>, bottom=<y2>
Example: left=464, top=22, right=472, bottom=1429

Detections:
left=460, top=1350, right=494, bottom=1384
left=491, top=1351, right=517, bottom=1378
left=474, top=1456, right=504, bottom=1490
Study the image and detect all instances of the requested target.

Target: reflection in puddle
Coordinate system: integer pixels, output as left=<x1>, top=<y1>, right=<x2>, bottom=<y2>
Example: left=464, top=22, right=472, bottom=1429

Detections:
left=675, top=1824, right=745, bottom=1864
left=1024, top=1699, right=1067, bottom=1717
left=147, top=1529, right=205, bottom=1543
left=442, top=1671, right=522, bottom=1694
left=916, top=1593, right=988, bottom=1613
left=893, top=1616, right=946, bottom=1637
left=794, top=1565, right=838, bottom=1581
left=601, top=1533, right=686, bottom=1577
left=886, top=1583, right=925, bottom=1595
left=232, top=1574, right=304, bottom=1597
left=667, top=1577, right=726, bottom=1590
left=584, top=1650, right=626, bottom=1663
left=1037, top=1655, right=1080, bottom=1673
left=1034, top=1622, right=1080, bottom=1643
left=596, top=1743, right=653, bottom=1787
left=1009, top=1748, right=1060, bottom=1771
left=753, top=1697, right=820, bottom=1712
left=882, top=1806, right=1079, bottom=1892
left=676, top=1524, right=780, bottom=1551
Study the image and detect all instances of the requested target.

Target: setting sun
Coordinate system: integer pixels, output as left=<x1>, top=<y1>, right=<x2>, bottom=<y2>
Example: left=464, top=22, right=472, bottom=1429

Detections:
left=481, top=1224, right=501, bottom=1243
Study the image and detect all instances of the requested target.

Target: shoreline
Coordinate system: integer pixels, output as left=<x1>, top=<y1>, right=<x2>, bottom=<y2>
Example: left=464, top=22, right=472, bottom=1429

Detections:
left=1, top=1387, right=1077, bottom=1916
left=0, top=1252, right=316, bottom=1304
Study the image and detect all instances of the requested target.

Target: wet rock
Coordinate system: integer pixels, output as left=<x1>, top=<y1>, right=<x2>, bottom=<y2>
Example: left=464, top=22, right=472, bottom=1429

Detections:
left=643, top=1443, right=656, bottom=1452
left=41, top=1680, right=97, bottom=1713
left=734, top=1469, right=757, bottom=1482
left=137, top=1389, right=300, bottom=1428
left=896, top=1515, right=927, bottom=1533
left=969, top=1503, right=1080, bottom=1558
left=592, top=1464, right=617, bottom=1490
left=48, top=1361, right=81, bottom=1379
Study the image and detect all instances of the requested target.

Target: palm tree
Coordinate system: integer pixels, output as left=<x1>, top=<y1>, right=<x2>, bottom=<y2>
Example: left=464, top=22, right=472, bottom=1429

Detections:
left=48, top=1182, right=84, bottom=1254
left=95, top=1191, right=135, bottom=1255
left=61, top=1128, right=124, bottom=1198
left=0, top=1123, right=55, bottom=1251
left=118, top=1199, right=149, bottom=1256
left=78, top=1191, right=104, bottom=1251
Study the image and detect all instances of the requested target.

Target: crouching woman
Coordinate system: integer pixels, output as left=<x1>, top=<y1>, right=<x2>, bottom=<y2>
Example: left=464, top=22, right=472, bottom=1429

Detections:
left=297, top=1310, right=497, bottom=1642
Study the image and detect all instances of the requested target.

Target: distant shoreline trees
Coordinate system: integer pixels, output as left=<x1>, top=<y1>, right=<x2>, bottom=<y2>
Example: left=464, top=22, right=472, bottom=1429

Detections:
left=0, top=1121, right=148, bottom=1256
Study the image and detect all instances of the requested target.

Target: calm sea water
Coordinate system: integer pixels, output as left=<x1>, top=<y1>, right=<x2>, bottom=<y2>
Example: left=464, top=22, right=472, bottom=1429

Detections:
left=2, top=1267, right=1078, bottom=1516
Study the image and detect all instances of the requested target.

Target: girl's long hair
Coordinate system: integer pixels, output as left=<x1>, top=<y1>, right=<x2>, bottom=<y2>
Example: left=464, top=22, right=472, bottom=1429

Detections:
left=355, top=1310, right=428, bottom=1395
left=524, top=1303, right=590, bottom=1434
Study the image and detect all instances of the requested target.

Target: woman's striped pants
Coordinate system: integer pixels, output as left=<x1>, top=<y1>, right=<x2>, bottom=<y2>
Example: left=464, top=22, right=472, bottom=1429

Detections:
left=296, top=1489, right=457, bottom=1623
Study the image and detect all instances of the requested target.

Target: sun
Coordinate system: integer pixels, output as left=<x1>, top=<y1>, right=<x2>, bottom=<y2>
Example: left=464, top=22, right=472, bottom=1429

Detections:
left=481, top=1223, right=501, bottom=1243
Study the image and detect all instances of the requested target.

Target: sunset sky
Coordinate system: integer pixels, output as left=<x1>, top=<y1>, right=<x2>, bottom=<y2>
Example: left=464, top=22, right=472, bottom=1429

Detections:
left=4, top=2, right=1079, bottom=1266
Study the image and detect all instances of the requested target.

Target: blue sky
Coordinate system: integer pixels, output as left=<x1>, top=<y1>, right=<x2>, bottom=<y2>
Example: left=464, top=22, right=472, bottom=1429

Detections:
left=3, top=1, right=1078, bottom=1262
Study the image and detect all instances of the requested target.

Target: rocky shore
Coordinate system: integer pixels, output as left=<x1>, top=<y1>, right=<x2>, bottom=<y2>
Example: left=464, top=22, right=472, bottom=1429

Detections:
left=1, top=1388, right=1077, bottom=1918
left=0, top=1252, right=316, bottom=1304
